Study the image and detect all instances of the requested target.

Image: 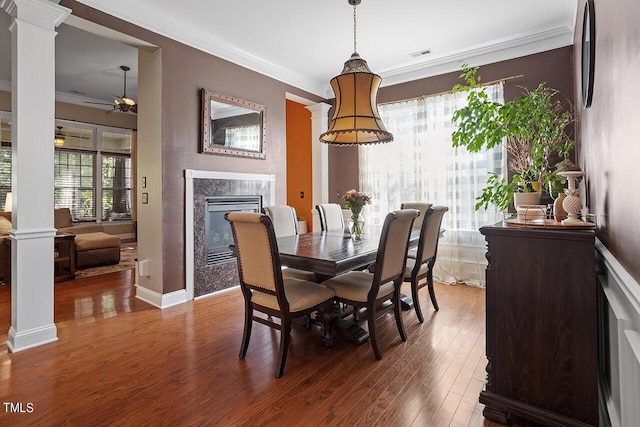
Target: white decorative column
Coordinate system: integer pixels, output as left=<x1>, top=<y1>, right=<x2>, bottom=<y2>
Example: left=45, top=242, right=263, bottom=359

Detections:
left=306, top=102, right=330, bottom=231
left=2, top=0, right=70, bottom=352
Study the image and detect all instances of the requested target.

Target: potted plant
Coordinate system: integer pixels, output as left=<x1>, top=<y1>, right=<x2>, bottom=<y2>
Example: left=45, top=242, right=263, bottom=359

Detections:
left=451, top=65, right=575, bottom=211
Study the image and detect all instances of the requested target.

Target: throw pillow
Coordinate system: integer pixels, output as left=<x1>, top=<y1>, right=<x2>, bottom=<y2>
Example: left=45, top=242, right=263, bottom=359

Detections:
left=54, top=208, right=73, bottom=228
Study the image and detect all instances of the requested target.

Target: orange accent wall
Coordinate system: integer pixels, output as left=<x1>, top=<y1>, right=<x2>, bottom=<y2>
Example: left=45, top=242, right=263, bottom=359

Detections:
left=285, top=100, right=313, bottom=229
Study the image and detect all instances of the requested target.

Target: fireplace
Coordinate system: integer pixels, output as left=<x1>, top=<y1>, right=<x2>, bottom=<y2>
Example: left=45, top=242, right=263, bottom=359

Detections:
left=205, top=196, right=262, bottom=266
left=185, top=170, right=275, bottom=299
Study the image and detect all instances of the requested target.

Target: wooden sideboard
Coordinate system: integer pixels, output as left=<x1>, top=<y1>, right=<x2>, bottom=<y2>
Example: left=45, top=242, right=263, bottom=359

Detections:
left=479, top=223, right=598, bottom=426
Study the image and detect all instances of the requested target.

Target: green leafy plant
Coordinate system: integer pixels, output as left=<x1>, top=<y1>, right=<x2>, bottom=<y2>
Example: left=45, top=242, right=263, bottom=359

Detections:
left=452, top=65, right=575, bottom=211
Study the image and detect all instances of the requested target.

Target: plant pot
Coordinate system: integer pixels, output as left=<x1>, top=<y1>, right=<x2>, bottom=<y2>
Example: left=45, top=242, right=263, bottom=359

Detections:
left=513, top=192, right=541, bottom=209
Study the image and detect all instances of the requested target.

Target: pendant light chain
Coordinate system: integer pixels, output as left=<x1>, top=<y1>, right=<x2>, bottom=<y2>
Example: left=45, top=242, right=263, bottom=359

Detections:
left=353, top=3, right=357, bottom=53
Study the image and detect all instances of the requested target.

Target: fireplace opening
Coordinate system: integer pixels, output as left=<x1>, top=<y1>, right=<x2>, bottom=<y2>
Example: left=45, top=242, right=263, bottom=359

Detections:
left=205, top=195, right=262, bottom=265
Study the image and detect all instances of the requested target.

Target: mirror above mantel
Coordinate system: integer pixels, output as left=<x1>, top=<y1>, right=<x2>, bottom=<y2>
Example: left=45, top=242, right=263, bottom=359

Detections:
left=200, top=89, right=266, bottom=159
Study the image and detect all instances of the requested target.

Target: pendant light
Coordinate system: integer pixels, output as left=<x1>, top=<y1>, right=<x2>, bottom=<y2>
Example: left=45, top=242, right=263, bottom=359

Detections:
left=320, top=0, right=393, bottom=145
left=54, top=126, right=65, bottom=147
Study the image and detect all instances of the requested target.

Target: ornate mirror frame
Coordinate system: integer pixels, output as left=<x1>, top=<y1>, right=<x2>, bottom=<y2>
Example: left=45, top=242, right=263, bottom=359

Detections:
left=201, top=89, right=267, bottom=159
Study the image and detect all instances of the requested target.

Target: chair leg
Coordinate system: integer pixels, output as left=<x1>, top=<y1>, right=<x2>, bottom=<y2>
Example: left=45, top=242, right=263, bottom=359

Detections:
left=367, top=305, right=383, bottom=360
left=239, top=303, right=253, bottom=358
left=393, top=287, right=407, bottom=341
left=411, top=276, right=425, bottom=323
left=427, top=264, right=439, bottom=311
left=275, top=320, right=292, bottom=378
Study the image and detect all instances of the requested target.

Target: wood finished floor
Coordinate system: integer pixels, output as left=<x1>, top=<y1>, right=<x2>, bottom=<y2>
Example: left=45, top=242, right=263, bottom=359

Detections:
left=0, top=271, right=523, bottom=426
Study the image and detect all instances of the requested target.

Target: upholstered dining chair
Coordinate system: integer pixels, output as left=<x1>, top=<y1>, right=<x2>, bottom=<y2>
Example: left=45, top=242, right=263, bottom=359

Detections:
left=263, top=205, right=317, bottom=282
left=321, top=209, right=419, bottom=360
left=225, top=212, right=335, bottom=378
left=263, top=205, right=299, bottom=237
left=402, top=206, right=448, bottom=322
left=401, top=202, right=432, bottom=258
left=316, top=203, right=345, bottom=231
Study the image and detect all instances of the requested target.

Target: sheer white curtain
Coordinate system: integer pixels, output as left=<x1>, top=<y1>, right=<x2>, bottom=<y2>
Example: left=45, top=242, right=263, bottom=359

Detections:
left=359, top=83, right=505, bottom=287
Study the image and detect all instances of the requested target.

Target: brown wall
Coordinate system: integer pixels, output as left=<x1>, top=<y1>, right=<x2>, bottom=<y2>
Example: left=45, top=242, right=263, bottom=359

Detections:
left=329, top=47, right=576, bottom=207
left=574, top=0, right=640, bottom=285
left=60, top=1, right=324, bottom=293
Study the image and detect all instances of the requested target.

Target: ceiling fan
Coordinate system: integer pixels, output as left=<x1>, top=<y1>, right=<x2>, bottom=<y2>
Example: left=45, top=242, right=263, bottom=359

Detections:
left=85, top=65, right=137, bottom=114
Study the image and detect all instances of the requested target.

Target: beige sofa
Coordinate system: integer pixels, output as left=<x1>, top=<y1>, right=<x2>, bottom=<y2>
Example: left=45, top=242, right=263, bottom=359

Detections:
left=0, top=208, right=121, bottom=281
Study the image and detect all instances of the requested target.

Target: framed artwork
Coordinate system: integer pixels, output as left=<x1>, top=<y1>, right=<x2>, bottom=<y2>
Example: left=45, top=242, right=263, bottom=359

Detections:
left=581, top=0, right=595, bottom=108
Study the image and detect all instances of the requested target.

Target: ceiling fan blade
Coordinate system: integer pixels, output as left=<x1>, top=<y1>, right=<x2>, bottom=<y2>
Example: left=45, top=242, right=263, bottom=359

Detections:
left=84, top=101, right=115, bottom=106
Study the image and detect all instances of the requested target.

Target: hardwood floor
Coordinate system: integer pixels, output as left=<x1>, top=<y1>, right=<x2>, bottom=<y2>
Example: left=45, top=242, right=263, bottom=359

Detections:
left=0, top=272, right=520, bottom=426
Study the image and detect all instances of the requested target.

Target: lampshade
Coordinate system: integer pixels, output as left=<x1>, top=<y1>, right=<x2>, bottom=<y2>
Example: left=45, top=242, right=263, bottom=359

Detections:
left=320, top=53, right=393, bottom=145
left=319, top=0, right=393, bottom=145
left=4, top=192, right=11, bottom=212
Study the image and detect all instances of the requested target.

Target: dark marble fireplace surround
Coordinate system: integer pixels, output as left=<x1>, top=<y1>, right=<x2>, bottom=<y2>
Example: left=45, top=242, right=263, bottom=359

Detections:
left=192, top=175, right=274, bottom=298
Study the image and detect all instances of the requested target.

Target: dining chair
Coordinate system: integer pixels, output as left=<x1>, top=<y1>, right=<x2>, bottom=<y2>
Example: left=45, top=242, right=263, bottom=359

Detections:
left=262, top=205, right=299, bottom=237
left=316, top=203, right=345, bottom=231
left=321, top=209, right=419, bottom=360
left=263, top=205, right=317, bottom=282
left=402, top=206, right=448, bottom=322
left=225, top=212, right=335, bottom=378
left=401, top=202, right=432, bottom=258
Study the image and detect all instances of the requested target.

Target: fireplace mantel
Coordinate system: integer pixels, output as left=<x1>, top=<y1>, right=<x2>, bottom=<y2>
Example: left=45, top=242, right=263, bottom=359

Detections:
left=185, top=170, right=275, bottom=300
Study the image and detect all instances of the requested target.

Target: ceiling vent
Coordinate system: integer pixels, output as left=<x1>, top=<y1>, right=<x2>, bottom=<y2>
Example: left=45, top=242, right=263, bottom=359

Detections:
left=409, top=48, right=433, bottom=58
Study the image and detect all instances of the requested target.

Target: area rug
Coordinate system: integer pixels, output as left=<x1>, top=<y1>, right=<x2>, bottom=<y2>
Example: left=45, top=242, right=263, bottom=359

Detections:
left=74, top=243, right=137, bottom=280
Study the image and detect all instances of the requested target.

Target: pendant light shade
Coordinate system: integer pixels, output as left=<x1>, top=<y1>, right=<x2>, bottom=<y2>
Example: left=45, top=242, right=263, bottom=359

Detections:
left=320, top=0, right=393, bottom=145
left=320, top=53, right=393, bottom=145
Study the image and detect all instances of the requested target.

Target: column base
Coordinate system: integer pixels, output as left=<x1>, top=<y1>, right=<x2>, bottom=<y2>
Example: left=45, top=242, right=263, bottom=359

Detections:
left=7, top=324, right=57, bottom=353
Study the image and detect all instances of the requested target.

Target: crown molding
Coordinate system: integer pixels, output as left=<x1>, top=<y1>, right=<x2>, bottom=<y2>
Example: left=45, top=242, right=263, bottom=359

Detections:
left=378, top=25, right=574, bottom=89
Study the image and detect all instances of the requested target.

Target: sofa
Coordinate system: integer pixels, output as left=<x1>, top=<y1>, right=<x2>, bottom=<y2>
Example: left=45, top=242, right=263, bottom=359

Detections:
left=0, top=208, right=121, bottom=281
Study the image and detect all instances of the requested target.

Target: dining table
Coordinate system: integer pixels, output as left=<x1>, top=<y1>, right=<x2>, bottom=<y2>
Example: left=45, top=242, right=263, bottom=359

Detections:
left=277, top=227, right=420, bottom=344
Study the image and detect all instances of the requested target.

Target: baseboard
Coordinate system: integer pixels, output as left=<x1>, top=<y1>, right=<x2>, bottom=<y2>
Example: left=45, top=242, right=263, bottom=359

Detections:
left=7, top=324, right=58, bottom=353
left=135, top=286, right=187, bottom=309
left=596, top=238, right=640, bottom=427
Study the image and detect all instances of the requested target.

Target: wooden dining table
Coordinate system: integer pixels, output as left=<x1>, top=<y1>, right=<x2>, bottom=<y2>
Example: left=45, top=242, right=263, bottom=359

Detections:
left=277, top=227, right=420, bottom=344
left=277, top=228, right=397, bottom=281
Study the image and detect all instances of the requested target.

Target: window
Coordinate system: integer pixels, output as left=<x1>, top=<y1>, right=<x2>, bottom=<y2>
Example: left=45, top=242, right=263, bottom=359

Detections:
left=359, top=83, right=505, bottom=287
left=53, top=123, right=133, bottom=221
left=0, top=112, right=133, bottom=221
left=101, top=154, right=131, bottom=220
left=54, top=150, right=96, bottom=219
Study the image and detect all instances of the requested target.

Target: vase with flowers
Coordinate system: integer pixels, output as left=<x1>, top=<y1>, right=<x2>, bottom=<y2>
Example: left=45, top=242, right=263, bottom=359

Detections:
left=343, top=189, right=371, bottom=239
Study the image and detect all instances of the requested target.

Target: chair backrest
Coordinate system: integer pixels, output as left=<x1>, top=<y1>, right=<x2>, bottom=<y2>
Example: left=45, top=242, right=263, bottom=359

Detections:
left=225, top=212, right=287, bottom=309
left=401, top=202, right=432, bottom=230
left=263, top=205, right=299, bottom=238
left=414, top=206, right=448, bottom=265
left=316, top=203, right=345, bottom=231
left=373, top=209, right=419, bottom=289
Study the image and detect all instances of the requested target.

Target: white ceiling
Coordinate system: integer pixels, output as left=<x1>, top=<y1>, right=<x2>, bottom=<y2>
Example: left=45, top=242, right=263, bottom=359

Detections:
left=0, top=0, right=578, bottom=107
